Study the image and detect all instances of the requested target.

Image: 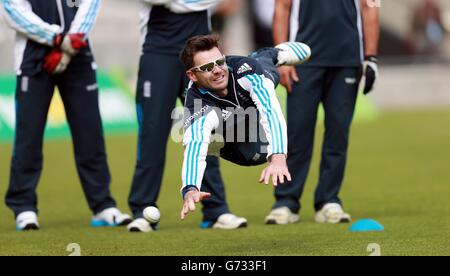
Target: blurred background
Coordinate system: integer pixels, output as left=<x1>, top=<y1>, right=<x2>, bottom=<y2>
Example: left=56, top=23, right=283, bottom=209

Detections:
left=1, top=0, right=450, bottom=112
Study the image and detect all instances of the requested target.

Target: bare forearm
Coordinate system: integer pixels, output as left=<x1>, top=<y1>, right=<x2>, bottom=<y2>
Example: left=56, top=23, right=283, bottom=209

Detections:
left=273, top=0, right=292, bottom=44
left=361, top=0, right=380, bottom=56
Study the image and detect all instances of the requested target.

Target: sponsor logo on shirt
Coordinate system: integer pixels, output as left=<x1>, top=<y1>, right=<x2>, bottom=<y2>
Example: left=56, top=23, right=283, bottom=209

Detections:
left=184, top=105, right=210, bottom=128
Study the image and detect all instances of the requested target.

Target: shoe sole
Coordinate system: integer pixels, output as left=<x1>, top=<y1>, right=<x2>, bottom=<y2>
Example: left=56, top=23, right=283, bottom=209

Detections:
left=128, top=227, right=144, bottom=233
left=212, top=222, right=248, bottom=230
left=265, top=215, right=300, bottom=225
left=118, top=218, right=132, bottom=226
left=315, top=217, right=352, bottom=224
left=128, top=226, right=153, bottom=233
left=127, top=223, right=155, bottom=233
left=91, top=218, right=132, bottom=228
left=238, top=222, right=247, bottom=229
left=265, top=219, right=299, bottom=225
left=18, top=223, right=39, bottom=231
left=265, top=219, right=279, bottom=225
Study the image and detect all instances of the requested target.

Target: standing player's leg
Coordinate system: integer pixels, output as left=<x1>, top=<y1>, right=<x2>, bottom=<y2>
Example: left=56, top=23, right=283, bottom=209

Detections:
left=265, top=67, right=325, bottom=225
left=128, top=54, right=182, bottom=231
left=199, top=140, right=266, bottom=229
left=199, top=156, right=235, bottom=227
left=6, top=73, right=55, bottom=230
left=314, top=67, right=360, bottom=224
left=57, top=65, right=130, bottom=227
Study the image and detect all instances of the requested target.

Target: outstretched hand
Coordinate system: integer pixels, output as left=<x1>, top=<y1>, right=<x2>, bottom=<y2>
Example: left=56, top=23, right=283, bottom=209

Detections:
left=259, top=154, right=292, bottom=187
left=180, top=190, right=211, bottom=220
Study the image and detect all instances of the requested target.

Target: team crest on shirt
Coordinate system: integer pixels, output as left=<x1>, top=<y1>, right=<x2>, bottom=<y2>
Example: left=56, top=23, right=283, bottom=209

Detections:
left=237, top=63, right=253, bottom=75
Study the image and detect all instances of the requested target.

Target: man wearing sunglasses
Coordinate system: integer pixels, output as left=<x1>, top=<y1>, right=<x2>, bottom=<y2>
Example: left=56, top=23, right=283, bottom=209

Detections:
left=178, top=34, right=311, bottom=220
left=127, top=0, right=250, bottom=232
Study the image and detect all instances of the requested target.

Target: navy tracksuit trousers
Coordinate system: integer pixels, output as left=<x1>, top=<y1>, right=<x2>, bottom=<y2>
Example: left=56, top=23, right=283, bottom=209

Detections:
left=6, top=65, right=116, bottom=217
left=273, top=66, right=361, bottom=212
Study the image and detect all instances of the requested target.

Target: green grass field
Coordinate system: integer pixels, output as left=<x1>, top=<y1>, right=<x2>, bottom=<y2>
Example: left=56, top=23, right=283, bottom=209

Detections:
left=0, top=109, right=449, bottom=256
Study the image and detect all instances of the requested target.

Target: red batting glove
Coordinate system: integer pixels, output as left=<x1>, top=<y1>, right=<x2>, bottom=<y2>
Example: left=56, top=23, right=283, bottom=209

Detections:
left=54, top=33, right=88, bottom=56
left=43, top=49, right=72, bottom=74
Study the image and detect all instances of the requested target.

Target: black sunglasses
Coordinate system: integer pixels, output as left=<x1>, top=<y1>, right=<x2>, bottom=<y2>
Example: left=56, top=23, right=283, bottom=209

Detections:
left=190, top=56, right=226, bottom=73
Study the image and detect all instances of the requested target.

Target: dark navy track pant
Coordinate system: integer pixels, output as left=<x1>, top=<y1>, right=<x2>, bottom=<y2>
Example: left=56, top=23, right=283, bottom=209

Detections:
left=273, top=66, right=361, bottom=212
left=6, top=66, right=116, bottom=217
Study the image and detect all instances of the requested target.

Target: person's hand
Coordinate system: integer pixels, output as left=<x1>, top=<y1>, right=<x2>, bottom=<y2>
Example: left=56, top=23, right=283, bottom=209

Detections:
left=259, top=154, right=292, bottom=187
left=43, top=49, right=71, bottom=74
left=53, top=33, right=88, bottom=56
left=278, top=66, right=299, bottom=93
left=362, top=56, right=378, bottom=95
left=180, top=189, right=211, bottom=220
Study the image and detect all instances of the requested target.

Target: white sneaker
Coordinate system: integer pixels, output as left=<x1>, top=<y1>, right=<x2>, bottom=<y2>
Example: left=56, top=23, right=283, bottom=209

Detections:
left=265, top=207, right=300, bottom=225
left=91, top=207, right=132, bottom=227
left=16, top=211, right=40, bottom=231
left=275, top=42, right=311, bottom=66
left=127, top=218, right=153, bottom=233
left=315, top=203, right=351, bottom=224
left=211, top=214, right=248, bottom=230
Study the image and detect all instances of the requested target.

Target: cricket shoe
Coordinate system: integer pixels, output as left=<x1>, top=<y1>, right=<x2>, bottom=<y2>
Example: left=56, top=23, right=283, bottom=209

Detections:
left=127, top=218, right=154, bottom=233
left=201, top=214, right=247, bottom=230
left=315, top=203, right=351, bottom=224
left=275, top=42, right=311, bottom=66
left=16, top=211, right=40, bottom=231
left=265, top=207, right=300, bottom=225
left=91, top=207, right=132, bottom=227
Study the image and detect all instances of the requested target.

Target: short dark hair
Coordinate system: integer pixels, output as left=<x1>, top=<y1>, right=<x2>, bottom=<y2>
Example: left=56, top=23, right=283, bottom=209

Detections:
left=180, top=34, right=221, bottom=70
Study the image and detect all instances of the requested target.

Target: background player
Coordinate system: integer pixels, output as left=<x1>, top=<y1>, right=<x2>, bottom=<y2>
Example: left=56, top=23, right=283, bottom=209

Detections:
left=266, top=0, right=380, bottom=225
left=2, top=0, right=131, bottom=231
